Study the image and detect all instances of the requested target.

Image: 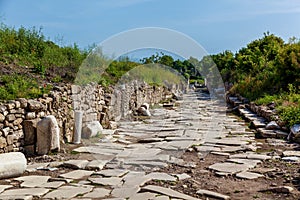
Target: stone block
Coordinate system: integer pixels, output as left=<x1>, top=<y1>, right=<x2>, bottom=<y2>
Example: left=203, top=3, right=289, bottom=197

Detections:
left=71, top=85, right=81, bottom=94
left=28, top=100, right=44, bottom=112
left=36, top=115, right=60, bottom=155
left=13, top=118, right=23, bottom=126
left=17, top=98, right=28, bottom=108
left=0, top=137, right=7, bottom=148
left=6, top=134, right=16, bottom=145
left=0, top=152, right=27, bottom=179
left=1, top=127, right=10, bottom=137
left=23, top=119, right=39, bottom=145
left=6, top=102, right=15, bottom=110
left=0, top=113, right=5, bottom=122
left=24, top=145, right=35, bottom=156
left=6, top=114, right=16, bottom=122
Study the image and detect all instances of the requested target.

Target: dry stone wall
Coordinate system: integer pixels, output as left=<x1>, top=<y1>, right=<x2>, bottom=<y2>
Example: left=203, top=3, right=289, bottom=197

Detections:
left=0, top=81, right=176, bottom=155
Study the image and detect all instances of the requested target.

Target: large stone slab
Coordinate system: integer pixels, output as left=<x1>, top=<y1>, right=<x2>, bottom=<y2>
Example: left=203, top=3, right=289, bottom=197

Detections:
left=128, top=192, right=157, bottom=200
left=209, top=162, right=251, bottom=174
left=0, top=152, right=27, bottom=179
left=236, top=171, right=264, bottom=180
left=111, top=186, right=140, bottom=198
left=83, top=188, right=111, bottom=198
left=0, top=185, right=13, bottom=193
left=0, top=188, right=49, bottom=198
left=88, top=177, right=123, bottom=187
left=15, top=175, right=50, bottom=188
left=43, top=185, right=93, bottom=199
left=146, top=172, right=177, bottom=182
left=59, top=170, right=94, bottom=180
left=142, top=185, right=201, bottom=200
left=229, top=153, right=271, bottom=160
left=85, top=160, right=108, bottom=170
left=95, top=169, right=129, bottom=177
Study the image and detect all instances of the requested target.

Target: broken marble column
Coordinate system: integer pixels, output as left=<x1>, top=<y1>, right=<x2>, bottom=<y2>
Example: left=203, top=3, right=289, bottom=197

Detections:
left=138, top=103, right=151, bottom=116
left=82, top=121, right=103, bottom=139
left=36, top=115, right=60, bottom=155
left=0, top=152, right=27, bottom=179
left=73, top=111, right=83, bottom=144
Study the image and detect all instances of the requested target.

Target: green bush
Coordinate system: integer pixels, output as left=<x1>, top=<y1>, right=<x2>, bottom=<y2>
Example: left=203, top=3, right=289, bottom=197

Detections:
left=0, top=75, right=51, bottom=100
left=279, top=105, right=300, bottom=127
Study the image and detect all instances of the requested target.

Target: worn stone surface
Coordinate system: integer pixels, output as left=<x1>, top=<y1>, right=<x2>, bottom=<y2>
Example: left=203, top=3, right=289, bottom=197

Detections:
left=0, top=188, right=49, bottom=198
left=209, top=162, right=251, bottom=174
left=111, top=186, right=140, bottom=198
left=59, top=170, right=94, bottom=180
left=43, top=185, right=93, bottom=199
left=236, top=171, right=264, bottom=179
left=15, top=175, right=50, bottom=188
left=95, top=169, right=129, bottom=177
left=83, top=187, right=111, bottom=198
left=146, top=172, right=177, bottom=182
left=88, top=177, right=123, bottom=187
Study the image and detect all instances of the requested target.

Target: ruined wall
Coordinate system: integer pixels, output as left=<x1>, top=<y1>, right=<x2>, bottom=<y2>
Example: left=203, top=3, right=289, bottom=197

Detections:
left=0, top=82, right=175, bottom=154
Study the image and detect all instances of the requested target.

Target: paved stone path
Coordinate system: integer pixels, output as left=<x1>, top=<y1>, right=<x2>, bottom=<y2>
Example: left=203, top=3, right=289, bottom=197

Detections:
left=0, top=91, right=298, bottom=199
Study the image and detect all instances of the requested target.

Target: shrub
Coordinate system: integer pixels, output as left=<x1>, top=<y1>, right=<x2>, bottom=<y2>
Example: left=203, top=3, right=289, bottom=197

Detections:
left=0, top=75, right=50, bottom=100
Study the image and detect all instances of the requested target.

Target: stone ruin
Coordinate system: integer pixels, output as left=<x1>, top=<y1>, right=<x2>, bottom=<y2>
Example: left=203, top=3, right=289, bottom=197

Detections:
left=0, top=81, right=180, bottom=156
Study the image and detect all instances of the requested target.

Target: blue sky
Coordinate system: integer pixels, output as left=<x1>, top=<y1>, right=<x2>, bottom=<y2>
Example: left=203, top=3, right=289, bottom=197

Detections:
left=0, top=0, right=300, bottom=54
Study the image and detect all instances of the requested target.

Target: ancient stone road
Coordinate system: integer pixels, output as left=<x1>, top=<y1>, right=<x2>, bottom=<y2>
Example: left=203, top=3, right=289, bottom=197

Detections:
left=0, top=91, right=297, bottom=199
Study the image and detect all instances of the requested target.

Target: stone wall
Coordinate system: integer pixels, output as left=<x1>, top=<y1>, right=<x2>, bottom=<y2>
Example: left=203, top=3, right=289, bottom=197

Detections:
left=0, top=81, right=176, bottom=155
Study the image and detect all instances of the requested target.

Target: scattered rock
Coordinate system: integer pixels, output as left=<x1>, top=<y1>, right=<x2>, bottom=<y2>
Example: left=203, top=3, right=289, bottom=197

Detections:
left=266, top=121, right=280, bottom=130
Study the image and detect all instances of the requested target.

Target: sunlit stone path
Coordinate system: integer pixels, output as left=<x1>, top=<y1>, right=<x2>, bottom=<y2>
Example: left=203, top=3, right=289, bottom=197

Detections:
left=0, top=90, right=272, bottom=199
